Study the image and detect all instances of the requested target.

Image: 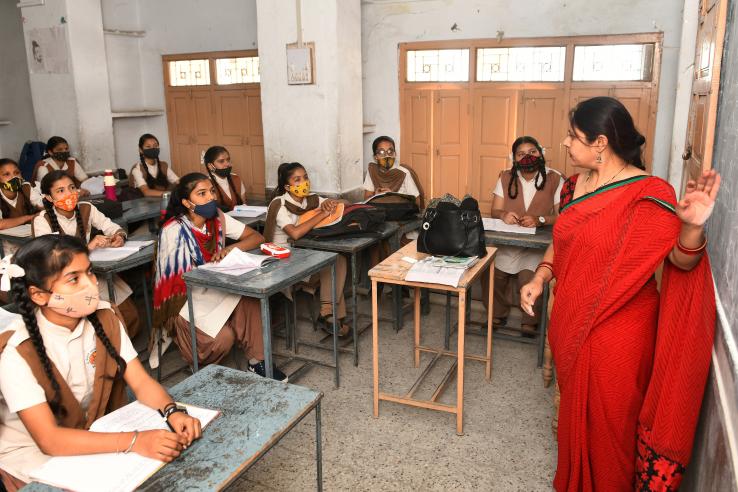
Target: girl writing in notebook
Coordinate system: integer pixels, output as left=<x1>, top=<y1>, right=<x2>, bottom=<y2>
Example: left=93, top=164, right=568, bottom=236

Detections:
left=203, top=145, right=247, bottom=212
left=0, top=235, right=201, bottom=490
left=263, top=162, right=350, bottom=337
left=153, top=172, right=286, bottom=381
left=32, top=170, right=140, bottom=338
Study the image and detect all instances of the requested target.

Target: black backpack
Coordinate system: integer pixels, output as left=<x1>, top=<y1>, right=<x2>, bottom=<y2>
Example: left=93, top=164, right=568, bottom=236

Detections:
left=305, top=204, right=386, bottom=239
left=363, top=192, right=419, bottom=221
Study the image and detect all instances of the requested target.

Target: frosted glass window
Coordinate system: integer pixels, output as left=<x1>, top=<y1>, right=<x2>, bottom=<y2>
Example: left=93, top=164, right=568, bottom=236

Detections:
left=406, top=49, right=469, bottom=82
left=168, top=59, right=211, bottom=86
left=573, top=44, right=654, bottom=81
left=476, top=47, right=566, bottom=82
left=216, top=57, right=260, bottom=84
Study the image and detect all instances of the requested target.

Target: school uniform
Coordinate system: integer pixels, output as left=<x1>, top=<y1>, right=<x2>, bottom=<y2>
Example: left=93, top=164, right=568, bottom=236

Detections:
left=154, top=212, right=264, bottom=367
left=211, top=173, right=246, bottom=211
left=33, top=157, right=88, bottom=189
left=31, top=203, right=141, bottom=338
left=484, top=167, right=564, bottom=325
left=362, top=161, right=422, bottom=199
left=264, top=193, right=347, bottom=319
left=0, top=184, right=37, bottom=257
left=129, top=161, right=178, bottom=191
left=0, top=302, right=136, bottom=485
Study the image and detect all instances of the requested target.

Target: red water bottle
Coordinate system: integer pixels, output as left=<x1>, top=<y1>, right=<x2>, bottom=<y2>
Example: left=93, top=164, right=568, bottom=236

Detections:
left=103, top=169, right=117, bottom=201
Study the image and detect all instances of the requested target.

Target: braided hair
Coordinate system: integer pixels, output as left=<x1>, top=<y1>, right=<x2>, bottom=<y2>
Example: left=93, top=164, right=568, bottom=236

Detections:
left=203, top=146, right=243, bottom=207
left=9, top=235, right=126, bottom=419
left=0, top=158, right=35, bottom=217
left=508, top=136, right=547, bottom=200
left=138, top=134, right=169, bottom=190
left=270, top=162, right=305, bottom=202
left=40, top=170, right=86, bottom=241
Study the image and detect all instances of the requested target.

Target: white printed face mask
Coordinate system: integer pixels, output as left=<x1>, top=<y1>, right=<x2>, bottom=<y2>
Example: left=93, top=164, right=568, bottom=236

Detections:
left=45, top=281, right=100, bottom=318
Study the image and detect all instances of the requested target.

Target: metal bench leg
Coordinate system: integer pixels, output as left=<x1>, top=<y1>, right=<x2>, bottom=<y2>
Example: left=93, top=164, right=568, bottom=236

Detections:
left=316, top=401, right=323, bottom=492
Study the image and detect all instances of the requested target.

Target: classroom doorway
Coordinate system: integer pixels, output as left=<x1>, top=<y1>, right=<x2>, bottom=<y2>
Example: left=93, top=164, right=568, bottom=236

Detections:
left=163, top=50, right=266, bottom=200
left=399, top=34, right=662, bottom=214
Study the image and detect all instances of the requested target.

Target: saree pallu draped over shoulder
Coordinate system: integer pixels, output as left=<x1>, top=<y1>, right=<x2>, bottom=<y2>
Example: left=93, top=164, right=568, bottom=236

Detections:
left=549, top=175, right=715, bottom=491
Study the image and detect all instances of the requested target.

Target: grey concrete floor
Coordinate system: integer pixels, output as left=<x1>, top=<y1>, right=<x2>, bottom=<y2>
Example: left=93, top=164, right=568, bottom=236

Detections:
left=149, top=293, right=557, bottom=491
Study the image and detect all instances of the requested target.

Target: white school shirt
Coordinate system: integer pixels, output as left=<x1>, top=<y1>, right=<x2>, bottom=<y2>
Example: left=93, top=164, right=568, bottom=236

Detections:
left=35, top=157, right=89, bottom=187
left=492, top=167, right=564, bottom=274
left=130, top=161, right=179, bottom=189
left=212, top=174, right=246, bottom=200
left=0, top=302, right=137, bottom=482
left=176, top=214, right=247, bottom=338
left=270, top=193, right=327, bottom=248
left=362, top=162, right=421, bottom=197
left=0, top=189, right=34, bottom=257
left=32, top=203, right=133, bottom=303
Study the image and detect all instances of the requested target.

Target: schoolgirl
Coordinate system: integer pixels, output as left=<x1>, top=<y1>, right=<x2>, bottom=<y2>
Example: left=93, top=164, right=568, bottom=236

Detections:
left=129, top=134, right=179, bottom=197
left=203, top=146, right=247, bottom=212
left=32, top=136, right=89, bottom=194
left=0, top=159, right=40, bottom=251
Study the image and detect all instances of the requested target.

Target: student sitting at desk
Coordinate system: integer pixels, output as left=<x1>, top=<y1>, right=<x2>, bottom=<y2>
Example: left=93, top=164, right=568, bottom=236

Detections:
left=482, top=136, right=564, bottom=335
left=264, top=162, right=350, bottom=337
left=32, top=170, right=140, bottom=339
left=203, top=145, right=247, bottom=212
left=153, top=172, right=287, bottom=381
left=32, top=136, right=90, bottom=197
left=0, top=235, right=202, bottom=490
left=129, top=133, right=179, bottom=198
left=362, top=136, right=423, bottom=206
left=0, top=159, right=41, bottom=253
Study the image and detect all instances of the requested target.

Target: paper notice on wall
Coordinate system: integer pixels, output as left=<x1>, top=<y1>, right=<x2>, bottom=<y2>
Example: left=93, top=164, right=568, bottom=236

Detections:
left=28, top=26, right=69, bottom=74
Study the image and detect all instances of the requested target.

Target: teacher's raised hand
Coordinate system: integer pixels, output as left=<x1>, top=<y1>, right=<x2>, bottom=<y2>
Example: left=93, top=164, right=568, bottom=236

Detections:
left=677, top=169, right=721, bottom=227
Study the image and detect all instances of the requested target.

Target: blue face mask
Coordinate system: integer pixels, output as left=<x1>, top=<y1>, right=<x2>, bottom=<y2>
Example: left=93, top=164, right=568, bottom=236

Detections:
left=193, top=199, right=219, bottom=219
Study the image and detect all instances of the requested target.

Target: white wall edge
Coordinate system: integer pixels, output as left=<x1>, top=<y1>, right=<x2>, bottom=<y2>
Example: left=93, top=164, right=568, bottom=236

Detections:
left=712, top=287, right=738, bottom=479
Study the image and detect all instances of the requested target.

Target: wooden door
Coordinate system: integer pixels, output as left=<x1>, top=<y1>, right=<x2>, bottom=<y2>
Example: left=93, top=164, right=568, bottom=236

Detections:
left=470, top=89, right=517, bottom=214
left=611, top=87, right=653, bottom=167
left=682, top=0, right=729, bottom=188
left=245, top=89, right=266, bottom=199
left=401, top=89, right=432, bottom=199
left=166, top=89, right=197, bottom=176
left=432, top=90, right=469, bottom=199
left=518, top=89, right=566, bottom=175
left=190, top=91, right=215, bottom=175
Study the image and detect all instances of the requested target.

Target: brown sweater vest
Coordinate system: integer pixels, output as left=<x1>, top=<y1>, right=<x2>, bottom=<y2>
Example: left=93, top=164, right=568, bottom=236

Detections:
left=263, top=194, right=320, bottom=243
left=499, top=169, right=561, bottom=217
left=212, top=174, right=244, bottom=211
left=367, top=162, right=425, bottom=209
left=129, top=161, right=172, bottom=191
left=0, top=306, right=128, bottom=429
left=32, top=159, right=82, bottom=188
left=0, top=183, right=34, bottom=218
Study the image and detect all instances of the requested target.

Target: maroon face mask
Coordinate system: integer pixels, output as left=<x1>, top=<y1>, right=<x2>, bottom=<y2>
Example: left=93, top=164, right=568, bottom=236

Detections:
left=515, top=154, right=544, bottom=173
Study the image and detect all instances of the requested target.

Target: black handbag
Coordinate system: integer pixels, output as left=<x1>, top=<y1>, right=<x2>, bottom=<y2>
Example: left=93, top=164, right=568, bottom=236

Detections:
left=418, top=194, right=486, bottom=258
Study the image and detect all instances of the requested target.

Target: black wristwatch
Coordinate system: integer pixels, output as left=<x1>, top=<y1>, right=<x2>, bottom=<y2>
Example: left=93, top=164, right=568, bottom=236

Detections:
left=163, top=403, right=188, bottom=420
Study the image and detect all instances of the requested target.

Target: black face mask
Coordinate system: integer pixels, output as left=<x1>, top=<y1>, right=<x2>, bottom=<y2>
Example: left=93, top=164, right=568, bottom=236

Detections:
left=212, top=167, right=232, bottom=178
left=515, top=154, right=545, bottom=173
left=53, top=151, right=70, bottom=162
left=1, top=177, right=22, bottom=193
left=142, top=148, right=160, bottom=159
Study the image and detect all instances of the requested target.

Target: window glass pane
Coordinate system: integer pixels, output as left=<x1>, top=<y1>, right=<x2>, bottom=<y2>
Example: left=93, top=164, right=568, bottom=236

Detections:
left=573, top=44, right=654, bottom=81
left=406, top=49, right=469, bottom=82
left=216, top=57, right=260, bottom=84
left=168, top=59, right=211, bottom=86
left=476, top=47, right=566, bottom=82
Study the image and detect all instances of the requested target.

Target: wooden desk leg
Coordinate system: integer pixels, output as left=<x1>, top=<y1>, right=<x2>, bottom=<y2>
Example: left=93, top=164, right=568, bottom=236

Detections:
left=485, top=263, right=494, bottom=381
left=372, top=279, right=380, bottom=418
left=414, top=286, right=421, bottom=368
left=456, top=290, right=466, bottom=435
left=315, top=401, right=323, bottom=492
left=260, top=297, right=274, bottom=380
left=186, top=287, right=198, bottom=373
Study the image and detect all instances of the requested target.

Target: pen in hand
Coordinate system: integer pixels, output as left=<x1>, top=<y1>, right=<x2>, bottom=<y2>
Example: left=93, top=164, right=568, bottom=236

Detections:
left=158, top=408, right=176, bottom=432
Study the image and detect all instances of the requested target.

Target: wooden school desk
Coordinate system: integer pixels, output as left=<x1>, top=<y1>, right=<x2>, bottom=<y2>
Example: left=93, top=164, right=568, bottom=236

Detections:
left=369, top=242, right=497, bottom=435
left=293, top=222, right=400, bottom=366
left=22, top=365, right=325, bottom=492
left=182, top=248, right=342, bottom=386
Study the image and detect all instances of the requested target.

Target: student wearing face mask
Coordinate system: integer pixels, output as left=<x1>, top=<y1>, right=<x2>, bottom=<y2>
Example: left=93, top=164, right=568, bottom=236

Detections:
left=0, top=159, right=39, bottom=231
left=362, top=136, right=423, bottom=206
left=0, top=235, right=201, bottom=489
left=153, top=173, right=286, bottom=381
left=32, top=136, right=90, bottom=197
left=203, top=146, right=246, bottom=212
left=31, top=170, right=140, bottom=339
left=129, top=134, right=179, bottom=198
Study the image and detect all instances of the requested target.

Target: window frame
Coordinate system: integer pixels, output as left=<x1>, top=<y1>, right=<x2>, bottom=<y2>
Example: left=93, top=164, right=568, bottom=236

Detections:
left=162, top=49, right=260, bottom=91
left=475, top=45, right=567, bottom=83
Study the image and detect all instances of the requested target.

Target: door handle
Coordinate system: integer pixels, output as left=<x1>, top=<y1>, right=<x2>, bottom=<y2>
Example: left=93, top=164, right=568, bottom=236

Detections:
left=682, top=144, right=692, bottom=161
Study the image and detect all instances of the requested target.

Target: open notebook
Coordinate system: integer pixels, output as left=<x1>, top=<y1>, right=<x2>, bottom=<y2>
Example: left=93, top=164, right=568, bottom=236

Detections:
left=227, top=205, right=268, bottom=218
left=29, top=400, right=219, bottom=492
left=88, top=240, right=154, bottom=262
left=482, top=218, right=536, bottom=235
left=198, top=248, right=276, bottom=276
left=0, top=224, right=31, bottom=238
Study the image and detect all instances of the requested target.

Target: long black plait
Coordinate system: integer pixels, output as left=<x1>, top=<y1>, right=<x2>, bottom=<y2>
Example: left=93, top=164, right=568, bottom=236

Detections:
left=206, top=169, right=225, bottom=205
left=74, top=204, right=86, bottom=241
left=507, top=166, right=520, bottom=200
left=87, top=312, right=126, bottom=379
left=535, top=160, right=547, bottom=191
left=11, top=280, right=67, bottom=418
left=43, top=199, right=62, bottom=234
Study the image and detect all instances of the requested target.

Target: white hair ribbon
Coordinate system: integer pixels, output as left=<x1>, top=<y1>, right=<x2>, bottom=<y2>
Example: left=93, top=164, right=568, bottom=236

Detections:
left=0, top=255, right=25, bottom=292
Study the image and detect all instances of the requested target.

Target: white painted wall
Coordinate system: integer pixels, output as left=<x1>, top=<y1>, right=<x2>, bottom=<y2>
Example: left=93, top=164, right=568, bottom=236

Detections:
left=0, top=1, right=37, bottom=160
left=361, top=0, right=686, bottom=179
left=101, top=0, right=258, bottom=172
left=256, top=0, right=363, bottom=194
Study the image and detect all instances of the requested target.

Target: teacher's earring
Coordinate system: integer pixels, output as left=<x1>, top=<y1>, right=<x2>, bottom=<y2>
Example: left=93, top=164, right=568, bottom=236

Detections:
left=596, top=152, right=603, bottom=164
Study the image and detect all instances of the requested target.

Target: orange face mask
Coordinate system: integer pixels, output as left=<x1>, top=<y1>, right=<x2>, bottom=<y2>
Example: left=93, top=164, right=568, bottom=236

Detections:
left=52, top=192, right=79, bottom=212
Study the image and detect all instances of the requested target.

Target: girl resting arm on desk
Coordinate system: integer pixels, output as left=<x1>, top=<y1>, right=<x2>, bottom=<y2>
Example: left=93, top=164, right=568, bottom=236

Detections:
left=0, top=235, right=202, bottom=490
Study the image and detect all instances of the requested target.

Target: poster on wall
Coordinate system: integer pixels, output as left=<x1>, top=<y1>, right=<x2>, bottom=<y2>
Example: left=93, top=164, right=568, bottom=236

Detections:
left=28, top=26, right=69, bottom=74
left=286, top=43, right=315, bottom=85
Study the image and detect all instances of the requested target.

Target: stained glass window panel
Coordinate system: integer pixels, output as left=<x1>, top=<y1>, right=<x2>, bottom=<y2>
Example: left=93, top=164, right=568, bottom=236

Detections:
left=168, top=59, right=210, bottom=86
left=406, top=49, right=469, bottom=82
left=476, top=47, right=566, bottom=82
left=216, top=57, right=260, bottom=84
left=572, top=44, right=654, bottom=81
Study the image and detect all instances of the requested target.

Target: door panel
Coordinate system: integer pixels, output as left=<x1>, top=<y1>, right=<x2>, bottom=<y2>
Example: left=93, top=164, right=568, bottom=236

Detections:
left=433, top=90, right=469, bottom=199
left=611, top=87, right=653, bottom=168
left=401, top=89, right=432, bottom=199
left=518, top=90, right=566, bottom=175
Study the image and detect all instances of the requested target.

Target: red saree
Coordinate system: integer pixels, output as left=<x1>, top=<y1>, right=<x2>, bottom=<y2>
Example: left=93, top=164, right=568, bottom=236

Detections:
left=550, top=175, right=715, bottom=491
